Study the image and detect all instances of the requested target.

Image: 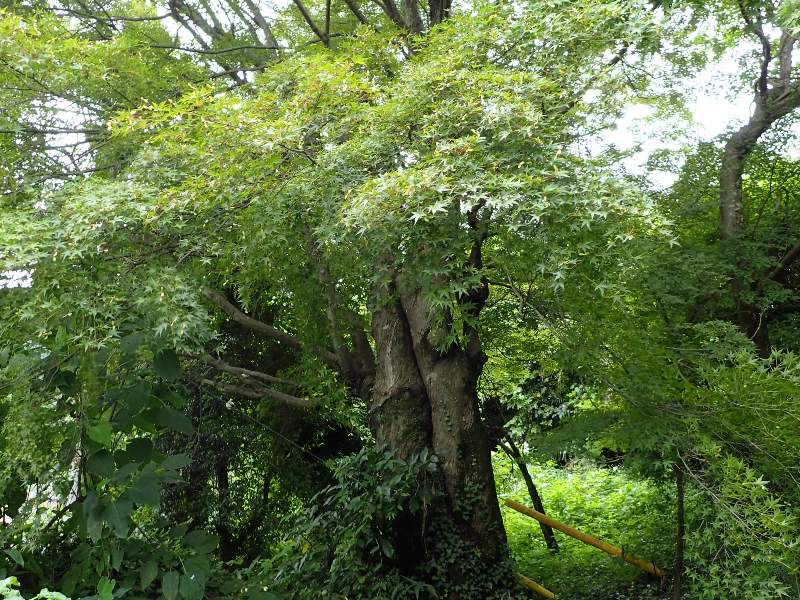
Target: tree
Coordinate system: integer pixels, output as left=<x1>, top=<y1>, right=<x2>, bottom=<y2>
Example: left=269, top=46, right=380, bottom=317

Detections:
left=1, top=0, right=664, bottom=592
left=6, top=1, right=800, bottom=599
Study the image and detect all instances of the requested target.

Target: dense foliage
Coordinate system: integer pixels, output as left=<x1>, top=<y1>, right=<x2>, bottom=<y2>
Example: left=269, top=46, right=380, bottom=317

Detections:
left=1, top=0, right=800, bottom=598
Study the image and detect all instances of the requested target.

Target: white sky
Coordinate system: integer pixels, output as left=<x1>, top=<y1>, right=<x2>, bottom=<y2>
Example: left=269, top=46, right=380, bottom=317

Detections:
left=607, top=34, right=800, bottom=188
left=608, top=64, right=751, bottom=187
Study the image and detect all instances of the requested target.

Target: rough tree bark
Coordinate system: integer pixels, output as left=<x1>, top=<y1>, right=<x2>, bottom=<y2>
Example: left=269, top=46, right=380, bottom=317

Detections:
left=369, top=284, right=507, bottom=570
left=402, top=291, right=506, bottom=563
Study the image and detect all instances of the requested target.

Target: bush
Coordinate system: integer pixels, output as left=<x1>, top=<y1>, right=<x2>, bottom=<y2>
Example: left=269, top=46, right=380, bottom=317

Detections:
left=261, top=448, right=440, bottom=599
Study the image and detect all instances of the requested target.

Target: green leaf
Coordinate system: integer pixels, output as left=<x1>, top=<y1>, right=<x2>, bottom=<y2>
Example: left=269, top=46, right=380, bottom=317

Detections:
left=378, top=536, right=394, bottom=558
left=125, top=437, right=153, bottom=463
left=161, top=571, right=179, bottom=600
left=126, top=474, right=161, bottom=506
left=120, top=333, right=144, bottom=355
left=162, top=390, right=186, bottom=408
left=125, top=381, right=152, bottom=413
left=182, top=556, right=210, bottom=580
left=179, top=574, right=203, bottom=600
left=3, top=549, right=24, bottom=567
left=87, top=422, right=113, bottom=447
left=87, top=514, right=103, bottom=543
left=83, top=492, right=104, bottom=542
left=155, top=406, right=193, bottom=434
left=111, top=545, right=124, bottom=570
left=0, top=576, right=19, bottom=591
left=183, top=530, right=219, bottom=554
left=140, top=560, right=158, bottom=589
left=161, top=453, right=191, bottom=471
left=61, top=567, right=80, bottom=596
left=113, top=461, right=141, bottom=483
left=86, top=449, right=115, bottom=478
left=33, top=589, right=70, bottom=599
left=154, top=350, right=182, bottom=381
left=97, top=576, right=115, bottom=600
left=103, top=499, right=132, bottom=539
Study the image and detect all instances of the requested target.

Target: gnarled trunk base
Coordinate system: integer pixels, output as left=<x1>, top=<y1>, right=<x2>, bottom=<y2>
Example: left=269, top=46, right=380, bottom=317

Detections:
left=369, top=289, right=508, bottom=590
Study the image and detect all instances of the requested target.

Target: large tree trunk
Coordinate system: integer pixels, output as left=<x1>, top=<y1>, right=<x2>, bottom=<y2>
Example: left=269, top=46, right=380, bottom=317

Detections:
left=718, top=32, right=800, bottom=357
left=401, top=293, right=506, bottom=563
left=720, top=112, right=776, bottom=358
left=369, top=283, right=507, bottom=577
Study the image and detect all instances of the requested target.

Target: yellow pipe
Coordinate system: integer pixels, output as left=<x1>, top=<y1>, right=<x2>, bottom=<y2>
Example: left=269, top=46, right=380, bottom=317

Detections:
left=504, top=499, right=665, bottom=579
left=516, top=573, right=556, bottom=599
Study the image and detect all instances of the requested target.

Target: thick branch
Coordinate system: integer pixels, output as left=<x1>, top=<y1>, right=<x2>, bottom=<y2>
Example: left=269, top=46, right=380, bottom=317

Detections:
left=429, top=0, right=452, bottom=26
left=500, top=437, right=559, bottom=552
left=342, top=0, right=369, bottom=24
left=0, top=127, right=103, bottom=136
left=204, top=355, right=302, bottom=388
left=203, top=288, right=304, bottom=348
left=462, top=199, right=490, bottom=312
left=778, top=32, right=798, bottom=83
left=762, top=238, right=800, bottom=286
left=375, top=0, right=406, bottom=29
left=720, top=83, right=800, bottom=239
left=200, top=378, right=314, bottom=408
left=292, top=0, right=329, bottom=46
left=170, top=0, right=224, bottom=39
left=737, top=0, right=771, bottom=95
left=150, top=43, right=280, bottom=55
left=54, top=8, right=172, bottom=22
left=202, top=288, right=340, bottom=367
left=325, top=0, right=332, bottom=41
left=243, top=0, right=280, bottom=48
left=401, top=0, right=423, bottom=34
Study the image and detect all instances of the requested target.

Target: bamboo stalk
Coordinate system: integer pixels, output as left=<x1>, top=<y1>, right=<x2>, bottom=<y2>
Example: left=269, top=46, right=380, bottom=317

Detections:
left=516, top=573, right=556, bottom=599
left=504, top=499, right=665, bottom=579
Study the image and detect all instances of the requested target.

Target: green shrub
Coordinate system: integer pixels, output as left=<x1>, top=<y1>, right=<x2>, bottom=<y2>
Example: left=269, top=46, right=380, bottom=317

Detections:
left=261, top=448, right=440, bottom=599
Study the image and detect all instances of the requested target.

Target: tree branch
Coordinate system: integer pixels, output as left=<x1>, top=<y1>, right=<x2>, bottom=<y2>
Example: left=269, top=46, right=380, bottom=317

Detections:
left=325, top=0, right=332, bottom=42
left=292, top=0, right=329, bottom=46
left=204, top=355, right=302, bottom=388
left=202, top=288, right=304, bottom=348
left=777, top=32, right=798, bottom=84
left=375, top=0, right=406, bottom=29
left=737, top=0, right=771, bottom=95
left=429, top=0, right=452, bottom=26
left=0, top=127, right=103, bottom=136
left=150, top=43, right=281, bottom=55
left=202, top=287, right=339, bottom=367
left=243, top=0, right=280, bottom=49
left=200, top=378, right=315, bottom=408
left=401, top=0, right=423, bottom=34
left=53, top=8, right=172, bottom=22
left=761, top=238, right=800, bottom=287
left=342, top=0, right=369, bottom=24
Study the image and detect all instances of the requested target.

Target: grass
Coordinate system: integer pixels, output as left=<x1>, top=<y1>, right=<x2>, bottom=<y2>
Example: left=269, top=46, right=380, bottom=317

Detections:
left=495, top=454, right=677, bottom=599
